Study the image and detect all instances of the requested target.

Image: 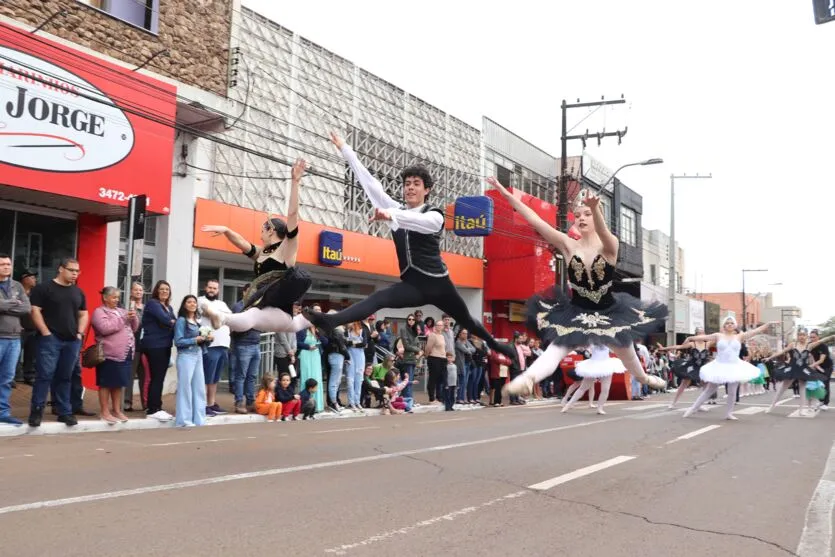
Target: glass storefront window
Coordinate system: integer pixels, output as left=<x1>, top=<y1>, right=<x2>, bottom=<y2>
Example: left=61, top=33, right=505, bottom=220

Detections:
left=0, top=209, right=76, bottom=280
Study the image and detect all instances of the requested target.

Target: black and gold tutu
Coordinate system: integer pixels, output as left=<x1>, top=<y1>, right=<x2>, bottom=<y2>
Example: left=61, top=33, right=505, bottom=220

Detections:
left=527, top=254, right=667, bottom=349
left=671, top=348, right=710, bottom=385
left=242, top=266, right=312, bottom=314
left=772, top=349, right=827, bottom=382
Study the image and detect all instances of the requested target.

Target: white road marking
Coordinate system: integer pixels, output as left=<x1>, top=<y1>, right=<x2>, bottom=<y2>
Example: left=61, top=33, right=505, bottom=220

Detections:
left=324, top=491, right=529, bottom=555
left=623, top=404, right=669, bottom=411
left=0, top=454, right=34, bottom=461
left=148, top=437, right=238, bottom=447
left=417, top=418, right=471, bottom=424
left=0, top=417, right=621, bottom=516
left=312, top=427, right=380, bottom=434
left=527, top=455, right=637, bottom=491
left=666, top=425, right=721, bottom=444
left=734, top=406, right=767, bottom=415
left=797, top=442, right=835, bottom=557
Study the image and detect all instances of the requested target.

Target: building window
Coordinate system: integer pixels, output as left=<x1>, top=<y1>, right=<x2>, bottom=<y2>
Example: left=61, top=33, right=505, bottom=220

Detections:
left=117, top=255, right=155, bottom=301
left=650, top=264, right=657, bottom=285
left=120, top=216, right=157, bottom=246
left=600, top=197, right=611, bottom=228
left=76, top=0, right=159, bottom=33
left=619, top=206, right=637, bottom=245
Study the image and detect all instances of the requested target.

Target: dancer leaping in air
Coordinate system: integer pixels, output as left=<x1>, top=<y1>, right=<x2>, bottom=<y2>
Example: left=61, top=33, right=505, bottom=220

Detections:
left=304, top=133, right=516, bottom=360
left=486, top=178, right=669, bottom=397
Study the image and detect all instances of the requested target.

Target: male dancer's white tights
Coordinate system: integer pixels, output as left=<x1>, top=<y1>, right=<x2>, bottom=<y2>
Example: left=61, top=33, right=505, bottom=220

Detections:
left=223, top=307, right=311, bottom=333
left=683, top=382, right=739, bottom=419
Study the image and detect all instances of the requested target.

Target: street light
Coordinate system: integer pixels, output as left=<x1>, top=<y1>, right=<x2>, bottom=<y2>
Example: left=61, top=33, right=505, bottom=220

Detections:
left=741, top=269, right=768, bottom=331
left=668, top=173, right=712, bottom=346
left=594, top=158, right=664, bottom=194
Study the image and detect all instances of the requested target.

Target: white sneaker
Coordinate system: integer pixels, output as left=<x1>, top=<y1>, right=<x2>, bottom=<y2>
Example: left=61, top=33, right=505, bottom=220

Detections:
left=819, top=405, right=829, bottom=411
left=150, top=410, right=172, bottom=422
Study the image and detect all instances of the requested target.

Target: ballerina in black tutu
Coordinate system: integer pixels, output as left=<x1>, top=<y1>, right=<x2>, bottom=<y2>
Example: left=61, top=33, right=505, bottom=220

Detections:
left=765, top=328, right=834, bottom=416
left=656, top=329, right=713, bottom=410
left=199, top=159, right=313, bottom=334
left=486, top=177, right=668, bottom=397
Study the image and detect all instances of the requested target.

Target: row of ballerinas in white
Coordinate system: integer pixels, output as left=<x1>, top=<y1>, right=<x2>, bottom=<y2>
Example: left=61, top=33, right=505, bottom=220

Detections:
left=658, top=318, right=833, bottom=419
left=562, top=316, right=834, bottom=420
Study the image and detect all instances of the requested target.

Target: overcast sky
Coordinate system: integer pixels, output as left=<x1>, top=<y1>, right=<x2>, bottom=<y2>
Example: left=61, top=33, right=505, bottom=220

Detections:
left=243, top=0, right=834, bottom=325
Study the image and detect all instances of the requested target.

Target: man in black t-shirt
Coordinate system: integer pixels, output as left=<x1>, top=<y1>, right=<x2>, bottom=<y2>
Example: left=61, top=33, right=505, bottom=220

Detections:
left=27, top=258, right=88, bottom=428
left=810, top=330, right=833, bottom=408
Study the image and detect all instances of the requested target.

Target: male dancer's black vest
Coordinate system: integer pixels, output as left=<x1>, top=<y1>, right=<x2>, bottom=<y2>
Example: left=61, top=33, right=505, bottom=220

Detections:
left=391, top=205, right=449, bottom=278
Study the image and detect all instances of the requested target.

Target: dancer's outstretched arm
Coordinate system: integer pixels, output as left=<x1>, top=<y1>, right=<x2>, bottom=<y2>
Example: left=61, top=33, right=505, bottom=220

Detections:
left=682, top=332, right=720, bottom=344
left=331, top=132, right=442, bottom=233
left=656, top=341, right=694, bottom=352
left=201, top=224, right=254, bottom=255
left=741, top=321, right=778, bottom=342
left=486, top=177, right=572, bottom=256
left=765, top=342, right=794, bottom=362
left=583, top=192, right=619, bottom=262
left=809, top=335, right=835, bottom=350
left=283, top=159, right=307, bottom=267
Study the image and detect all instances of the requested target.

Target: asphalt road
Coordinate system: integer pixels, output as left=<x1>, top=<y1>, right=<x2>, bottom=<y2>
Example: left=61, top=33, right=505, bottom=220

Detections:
left=0, top=390, right=832, bottom=557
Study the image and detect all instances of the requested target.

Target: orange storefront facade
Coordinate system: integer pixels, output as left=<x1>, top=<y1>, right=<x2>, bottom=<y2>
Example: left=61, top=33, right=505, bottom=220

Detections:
left=192, top=198, right=485, bottom=320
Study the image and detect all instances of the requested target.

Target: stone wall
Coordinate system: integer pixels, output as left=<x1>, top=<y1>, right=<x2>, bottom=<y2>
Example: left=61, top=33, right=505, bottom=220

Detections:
left=1, top=0, right=233, bottom=96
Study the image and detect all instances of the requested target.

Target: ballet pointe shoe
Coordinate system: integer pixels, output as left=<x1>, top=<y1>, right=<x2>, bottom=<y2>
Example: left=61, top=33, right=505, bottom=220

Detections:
left=682, top=407, right=696, bottom=418
left=597, top=408, right=606, bottom=415
left=724, top=413, right=739, bottom=421
left=504, top=374, right=534, bottom=398
left=200, top=302, right=223, bottom=330
left=645, top=375, right=667, bottom=390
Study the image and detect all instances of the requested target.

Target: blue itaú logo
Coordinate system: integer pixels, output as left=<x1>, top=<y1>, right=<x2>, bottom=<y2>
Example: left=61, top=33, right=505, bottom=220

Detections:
left=453, top=196, right=493, bottom=237
left=319, top=231, right=343, bottom=266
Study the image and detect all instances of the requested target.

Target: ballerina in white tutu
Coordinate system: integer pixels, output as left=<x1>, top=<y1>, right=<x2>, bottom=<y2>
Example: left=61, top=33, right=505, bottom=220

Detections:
left=682, top=316, right=776, bottom=420
left=562, top=345, right=625, bottom=415
left=487, top=179, right=668, bottom=399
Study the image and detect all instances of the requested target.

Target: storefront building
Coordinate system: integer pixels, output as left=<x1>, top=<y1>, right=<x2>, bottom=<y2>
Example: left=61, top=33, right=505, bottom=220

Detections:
left=0, top=2, right=235, bottom=386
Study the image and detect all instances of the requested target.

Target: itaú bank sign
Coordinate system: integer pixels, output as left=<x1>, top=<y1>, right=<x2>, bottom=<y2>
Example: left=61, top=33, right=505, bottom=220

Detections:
left=0, top=22, right=176, bottom=214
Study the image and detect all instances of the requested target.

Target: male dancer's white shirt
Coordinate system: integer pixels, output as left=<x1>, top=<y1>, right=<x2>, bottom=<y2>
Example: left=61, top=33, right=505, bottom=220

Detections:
left=341, top=144, right=444, bottom=234
left=198, top=296, right=232, bottom=349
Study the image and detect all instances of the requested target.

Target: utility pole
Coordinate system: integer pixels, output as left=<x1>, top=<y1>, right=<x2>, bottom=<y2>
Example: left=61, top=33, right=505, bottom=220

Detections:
left=557, top=96, right=627, bottom=289
left=668, top=174, right=711, bottom=346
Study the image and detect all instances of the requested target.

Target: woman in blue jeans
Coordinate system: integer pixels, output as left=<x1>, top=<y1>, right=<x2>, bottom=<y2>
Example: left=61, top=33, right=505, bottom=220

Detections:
left=326, top=315, right=350, bottom=412
left=173, top=295, right=211, bottom=427
left=345, top=321, right=367, bottom=412
left=397, top=314, right=422, bottom=399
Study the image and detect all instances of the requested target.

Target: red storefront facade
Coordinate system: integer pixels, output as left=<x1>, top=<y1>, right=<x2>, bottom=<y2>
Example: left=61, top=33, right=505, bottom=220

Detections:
left=0, top=21, right=176, bottom=386
left=482, top=189, right=559, bottom=341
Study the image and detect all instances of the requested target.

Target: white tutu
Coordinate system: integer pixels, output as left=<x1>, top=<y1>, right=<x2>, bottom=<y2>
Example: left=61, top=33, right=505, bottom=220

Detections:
left=575, top=345, right=625, bottom=379
left=699, top=359, right=759, bottom=384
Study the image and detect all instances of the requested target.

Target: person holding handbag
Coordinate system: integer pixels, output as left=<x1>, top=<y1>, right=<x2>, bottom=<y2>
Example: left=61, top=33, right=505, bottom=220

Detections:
left=90, top=286, right=139, bottom=425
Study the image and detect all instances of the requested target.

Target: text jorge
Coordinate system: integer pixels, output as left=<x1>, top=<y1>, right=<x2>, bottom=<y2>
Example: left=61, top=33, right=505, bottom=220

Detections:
left=6, top=86, right=106, bottom=137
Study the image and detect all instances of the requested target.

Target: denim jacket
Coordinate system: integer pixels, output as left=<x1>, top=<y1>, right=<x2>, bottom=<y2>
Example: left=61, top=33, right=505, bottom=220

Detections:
left=174, top=317, right=204, bottom=354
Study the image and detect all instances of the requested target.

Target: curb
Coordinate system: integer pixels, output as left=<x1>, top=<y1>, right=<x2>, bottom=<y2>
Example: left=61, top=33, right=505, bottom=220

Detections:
left=0, top=399, right=559, bottom=438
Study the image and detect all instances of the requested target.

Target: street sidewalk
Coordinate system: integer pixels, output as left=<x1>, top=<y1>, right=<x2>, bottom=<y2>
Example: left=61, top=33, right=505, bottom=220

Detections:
left=3, top=381, right=547, bottom=437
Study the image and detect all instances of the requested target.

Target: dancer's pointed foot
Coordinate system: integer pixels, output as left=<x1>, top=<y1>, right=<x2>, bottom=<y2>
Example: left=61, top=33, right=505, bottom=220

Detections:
left=645, top=375, right=667, bottom=390
left=504, top=374, right=534, bottom=398
left=597, top=408, right=606, bottom=415
left=201, top=302, right=224, bottom=330
left=303, top=307, right=333, bottom=334
left=724, top=413, right=739, bottom=421
left=682, top=408, right=695, bottom=418
left=561, top=405, right=569, bottom=413
left=667, top=404, right=676, bottom=411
